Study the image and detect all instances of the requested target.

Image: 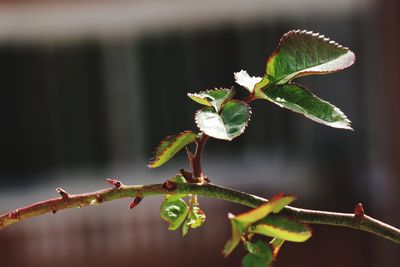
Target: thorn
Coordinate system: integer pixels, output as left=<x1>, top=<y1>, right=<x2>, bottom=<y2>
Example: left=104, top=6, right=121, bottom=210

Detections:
left=129, top=193, right=143, bottom=210
left=56, top=188, right=69, bottom=200
left=179, top=168, right=193, bottom=180
left=8, top=209, right=20, bottom=220
left=163, top=180, right=177, bottom=192
left=95, top=194, right=103, bottom=203
left=50, top=206, right=57, bottom=214
left=107, top=178, right=122, bottom=189
left=354, top=203, right=365, bottom=221
left=204, top=176, right=211, bottom=183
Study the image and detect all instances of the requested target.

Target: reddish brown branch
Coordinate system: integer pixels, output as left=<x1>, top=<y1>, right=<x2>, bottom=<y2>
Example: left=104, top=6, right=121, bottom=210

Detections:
left=0, top=182, right=399, bottom=245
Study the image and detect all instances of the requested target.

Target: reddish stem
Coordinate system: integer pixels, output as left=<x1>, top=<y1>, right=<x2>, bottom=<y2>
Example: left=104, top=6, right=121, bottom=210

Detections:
left=191, top=134, right=209, bottom=182
left=243, top=93, right=256, bottom=104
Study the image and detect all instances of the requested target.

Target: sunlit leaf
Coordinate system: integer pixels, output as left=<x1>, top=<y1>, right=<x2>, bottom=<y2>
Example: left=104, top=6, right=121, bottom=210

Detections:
left=188, top=88, right=235, bottom=112
left=160, top=198, right=189, bottom=231
left=234, top=194, right=295, bottom=224
left=148, top=131, right=197, bottom=168
left=251, top=214, right=312, bottom=242
left=258, top=83, right=352, bottom=130
left=223, top=214, right=245, bottom=257
left=195, top=100, right=251, bottom=141
left=223, top=194, right=295, bottom=257
left=266, top=30, right=355, bottom=84
left=242, top=241, right=273, bottom=267
left=234, top=70, right=262, bottom=93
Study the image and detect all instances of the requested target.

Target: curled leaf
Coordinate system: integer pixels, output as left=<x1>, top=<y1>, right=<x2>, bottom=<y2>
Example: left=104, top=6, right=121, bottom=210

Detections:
left=148, top=131, right=197, bottom=168
left=234, top=70, right=262, bottom=93
left=223, top=194, right=295, bottom=257
left=251, top=214, right=312, bottom=242
left=188, top=87, right=235, bottom=112
left=234, top=194, right=296, bottom=225
left=160, top=198, right=189, bottom=231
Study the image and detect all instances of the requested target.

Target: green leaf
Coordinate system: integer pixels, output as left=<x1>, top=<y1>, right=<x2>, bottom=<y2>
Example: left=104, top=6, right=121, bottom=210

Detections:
left=148, top=131, right=197, bottom=168
left=258, top=83, right=352, bottom=130
left=234, top=70, right=262, bottom=93
left=188, top=88, right=235, bottom=112
left=182, top=206, right=206, bottom=236
left=251, top=214, right=312, bottom=242
left=242, top=241, right=273, bottom=267
left=223, top=194, right=294, bottom=257
left=234, top=194, right=295, bottom=225
left=266, top=30, right=355, bottom=84
left=160, top=198, right=189, bottom=230
left=223, top=215, right=245, bottom=257
left=195, top=100, right=251, bottom=141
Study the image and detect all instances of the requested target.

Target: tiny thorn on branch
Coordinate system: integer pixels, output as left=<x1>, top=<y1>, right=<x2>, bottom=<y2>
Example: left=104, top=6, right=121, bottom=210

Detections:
left=95, top=194, right=103, bottom=203
left=163, top=180, right=177, bottom=191
left=354, top=203, right=365, bottom=221
left=56, top=188, right=69, bottom=200
left=129, top=192, right=143, bottom=210
left=50, top=206, right=57, bottom=214
left=8, top=209, right=20, bottom=221
left=107, top=178, right=122, bottom=189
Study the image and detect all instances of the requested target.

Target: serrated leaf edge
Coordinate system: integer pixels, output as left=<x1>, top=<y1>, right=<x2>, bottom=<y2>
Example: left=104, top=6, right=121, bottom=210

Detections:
left=234, top=70, right=263, bottom=93
left=148, top=130, right=197, bottom=168
left=194, top=100, right=252, bottom=141
left=263, top=83, right=353, bottom=130
left=269, top=29, right=356, bottom=84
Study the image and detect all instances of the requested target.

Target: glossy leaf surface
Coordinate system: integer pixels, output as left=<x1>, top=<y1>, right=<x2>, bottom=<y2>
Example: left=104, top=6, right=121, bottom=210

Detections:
left=188, top=88, right=234, bottom=112
left=195, top=100, right=251, bottom=141
left=258, top=83, right=352, bottom=130
left=251, top=214, right=312, bottom=242
left=234, top=194, right=295, bottom=224
left=267, top=30, right=355, bottom=84
left=148, top=131, right=197, bottom=168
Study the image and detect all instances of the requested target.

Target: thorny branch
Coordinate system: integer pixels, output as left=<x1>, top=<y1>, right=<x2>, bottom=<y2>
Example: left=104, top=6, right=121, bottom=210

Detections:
left=0, top=181, right=399, bottom=245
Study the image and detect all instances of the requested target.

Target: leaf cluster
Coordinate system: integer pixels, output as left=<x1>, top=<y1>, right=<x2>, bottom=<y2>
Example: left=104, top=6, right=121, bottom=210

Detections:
left=150, top=30, right=355, bottom=267
left=148, top=30, right=355, bottom=170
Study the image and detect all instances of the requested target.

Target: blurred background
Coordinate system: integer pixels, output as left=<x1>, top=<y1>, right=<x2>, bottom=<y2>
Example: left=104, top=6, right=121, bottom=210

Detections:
left=0, top=0, right=399, bottom=266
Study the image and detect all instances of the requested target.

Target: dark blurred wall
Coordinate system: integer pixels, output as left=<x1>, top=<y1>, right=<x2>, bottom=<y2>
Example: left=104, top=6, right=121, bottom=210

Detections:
left=0, top=1, right=399, bottom=267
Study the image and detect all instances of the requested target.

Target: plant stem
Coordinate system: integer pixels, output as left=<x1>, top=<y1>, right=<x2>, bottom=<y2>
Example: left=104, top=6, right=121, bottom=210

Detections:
left=191, top=134, right=209, bottom=181
left=0, top=182, right=399, bottom=245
